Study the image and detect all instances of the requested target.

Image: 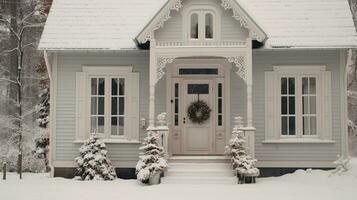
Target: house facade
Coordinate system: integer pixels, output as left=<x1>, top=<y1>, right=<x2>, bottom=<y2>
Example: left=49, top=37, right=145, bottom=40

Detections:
left=39, top=0, right=357, bottom=178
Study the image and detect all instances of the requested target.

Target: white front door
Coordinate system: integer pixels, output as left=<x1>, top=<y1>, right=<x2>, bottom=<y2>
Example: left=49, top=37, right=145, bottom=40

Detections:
left=182, top=79, right=214, bottom=154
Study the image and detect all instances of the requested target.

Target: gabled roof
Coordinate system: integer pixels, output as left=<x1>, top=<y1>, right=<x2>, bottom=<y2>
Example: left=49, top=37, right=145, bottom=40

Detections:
left=39, top=0, right=357, bottom=50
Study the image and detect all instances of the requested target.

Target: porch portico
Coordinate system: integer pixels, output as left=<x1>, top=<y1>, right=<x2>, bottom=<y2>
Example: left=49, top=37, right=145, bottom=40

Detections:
left=147, top=35, right=256, bottom=156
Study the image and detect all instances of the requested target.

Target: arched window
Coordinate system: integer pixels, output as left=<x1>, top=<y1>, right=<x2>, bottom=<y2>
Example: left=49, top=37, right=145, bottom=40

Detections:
left=205, top=13, right=213, bottom=39
left=190, top=13, right=199, bottom=39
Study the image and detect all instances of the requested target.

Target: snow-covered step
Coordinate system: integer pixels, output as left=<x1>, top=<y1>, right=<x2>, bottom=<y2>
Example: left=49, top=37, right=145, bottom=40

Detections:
left=169, top=156, right=230, bottom=163
left=165, top=168, right=234, bottom=177
left=162, top=176, right=237, bottom=185
left=162, top=157, right=237, bottom=185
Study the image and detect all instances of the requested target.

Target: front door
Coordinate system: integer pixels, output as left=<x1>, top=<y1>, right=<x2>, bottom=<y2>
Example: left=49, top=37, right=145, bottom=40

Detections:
left=182, top=79, right=214, bottom=154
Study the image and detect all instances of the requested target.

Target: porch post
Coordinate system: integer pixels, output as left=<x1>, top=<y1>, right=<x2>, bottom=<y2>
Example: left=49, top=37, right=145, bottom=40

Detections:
left=149, top=34, right=156, bottom=128
left=246, top=37, right=253, bottom=127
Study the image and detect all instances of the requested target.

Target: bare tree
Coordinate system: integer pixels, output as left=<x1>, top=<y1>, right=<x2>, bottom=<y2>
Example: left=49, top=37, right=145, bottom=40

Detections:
left=0, top=0, right=48, bottom=177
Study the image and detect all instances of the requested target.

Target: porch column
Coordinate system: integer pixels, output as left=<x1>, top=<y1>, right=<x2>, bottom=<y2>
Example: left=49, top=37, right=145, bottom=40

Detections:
left=246, top=37, right=253, bottom=127
left=149, top=35, right=156, bottom=128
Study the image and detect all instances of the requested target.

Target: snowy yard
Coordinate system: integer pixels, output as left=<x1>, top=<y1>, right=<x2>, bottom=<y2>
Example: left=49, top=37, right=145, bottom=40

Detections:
left=1, top=159, right=357, bottom=200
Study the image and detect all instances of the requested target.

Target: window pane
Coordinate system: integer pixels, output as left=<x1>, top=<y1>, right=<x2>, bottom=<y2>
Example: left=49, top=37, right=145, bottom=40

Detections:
left=281, top=97, right=287, bottom=114
left=205, top=13, right=213, bottom=39
left=179, top=68, right=218, bottom=75
left=289, top=117, right=296, bottom=135
left=91, top=97, right=97, bottom=115
left=90, top=117, right=97, bottom=133
left=191, top=13, right=198, bottom=39
left=310, top=96, right=316, bottom=114
left=98, top=117, right=104, bottom=133
left=91, top=78, right=97, bottom=95
left=289, top=97, right=295, bottom=114
left=310, top=78, right=316, bottom=94
left=310, top=117, right=317, bottom=135
left=218, top=83, right=222, bottom=97
left=111, top=117, right=118, bottom=135
left=119, top=97, right=125, bottom=115
left=218, top=99, right=222, bottom=114
left=98, top=97, right=105, bottom=115
left=302, top=96, right=309, bottom=114
left=175, top=99, right=179, bottom=114
left=111, top=97, right=117, bottom=115
left=188, top=84, right=209, bottom=94
left=218, top=115, right=223, bottom=126
left=281, top=117, right=288, bottom=135
left=303, top=116, right=310, bottom=135
left=288, top=78, right=295, bottom=94
left=175, top=83, right=179, bottom=97
left=119, top=117, right=124, bottom=135
left=174, top=115, right=179, bottom=126
left=302, top=77, right=309, bottom=94
left=119, top=78, right=125, bottom=95
left=98, top=78, right=105, bottom=95
left=112, top=79, right=118, bottom=95
left=281, top=78, right=287, bottom=95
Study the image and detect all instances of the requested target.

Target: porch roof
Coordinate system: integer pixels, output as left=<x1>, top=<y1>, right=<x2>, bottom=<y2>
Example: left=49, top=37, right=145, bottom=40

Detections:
left=39, top=0, right=357, bottom=50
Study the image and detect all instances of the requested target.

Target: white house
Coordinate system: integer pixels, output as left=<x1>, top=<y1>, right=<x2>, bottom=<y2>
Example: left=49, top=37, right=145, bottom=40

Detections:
left=39, top=0, right=357, bottom=179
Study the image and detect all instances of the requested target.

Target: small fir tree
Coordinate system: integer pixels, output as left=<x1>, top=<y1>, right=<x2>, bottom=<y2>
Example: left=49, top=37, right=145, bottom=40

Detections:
left=225, top=116, right=259, bottom=176
left=136, top=131, right=167, bottom=183
left=75, top=134, right=116, bottom=180
left=34, top=87, right=50, bottom=172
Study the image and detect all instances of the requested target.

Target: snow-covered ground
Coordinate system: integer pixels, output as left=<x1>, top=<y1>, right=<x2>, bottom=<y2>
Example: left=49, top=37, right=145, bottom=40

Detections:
left=1, top=159, right=357, bottom=200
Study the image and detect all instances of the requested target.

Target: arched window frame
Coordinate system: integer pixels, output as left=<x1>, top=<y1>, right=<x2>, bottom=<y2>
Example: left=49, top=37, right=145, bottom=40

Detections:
left=183, top=4, right=221, bottom=43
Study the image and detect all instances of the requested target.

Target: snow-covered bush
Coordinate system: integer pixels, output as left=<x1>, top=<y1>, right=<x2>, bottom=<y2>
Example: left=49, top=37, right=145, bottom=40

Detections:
left=75, top=134, right=116, bottom=181
left=225, top=117, right=259, bottom=176
left=136, top=131, right=167, bottom=183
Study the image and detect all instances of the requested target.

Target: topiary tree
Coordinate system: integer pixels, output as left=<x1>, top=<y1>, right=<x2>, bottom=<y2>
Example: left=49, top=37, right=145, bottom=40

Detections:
left=225, top=116, right=259, bottom=182
left=136, top=130, right=167, bottom=184
left=75, top=134, right=116, bottom=180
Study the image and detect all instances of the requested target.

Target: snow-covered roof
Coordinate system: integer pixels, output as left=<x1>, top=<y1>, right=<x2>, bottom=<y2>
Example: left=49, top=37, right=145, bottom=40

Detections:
left=39, top=0, right=357, bottom=50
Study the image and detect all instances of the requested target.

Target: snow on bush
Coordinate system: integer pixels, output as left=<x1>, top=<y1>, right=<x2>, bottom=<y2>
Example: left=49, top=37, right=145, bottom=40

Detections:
left=225, top=119, right=259, bottom=176
left=75, top=134, right=116, bottom=181
left=136, top=131, right=167, bottom=183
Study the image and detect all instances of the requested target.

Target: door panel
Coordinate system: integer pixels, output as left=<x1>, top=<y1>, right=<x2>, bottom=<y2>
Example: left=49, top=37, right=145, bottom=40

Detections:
left=183, top=80, right=213, bottom=154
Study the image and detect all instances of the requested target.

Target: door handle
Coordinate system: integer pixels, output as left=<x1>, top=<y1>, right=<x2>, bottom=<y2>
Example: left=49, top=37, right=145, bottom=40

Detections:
left=183, top=117, right=186, bottom=124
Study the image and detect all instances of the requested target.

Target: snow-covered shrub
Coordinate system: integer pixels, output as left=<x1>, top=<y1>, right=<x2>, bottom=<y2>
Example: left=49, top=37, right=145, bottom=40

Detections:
left=75, top=134, right=116, bottom=180
left=225, top=121, right=259, bottom=176
left=136, top=131, right=167, bottom=183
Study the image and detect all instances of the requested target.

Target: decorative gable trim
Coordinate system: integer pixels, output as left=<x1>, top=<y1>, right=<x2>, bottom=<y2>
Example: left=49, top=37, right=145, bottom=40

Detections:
left=137, top=0, right=183, bottom=44
left=136, top=0, right=267, bottom=44
left=220, top=0, right=266, bottom=42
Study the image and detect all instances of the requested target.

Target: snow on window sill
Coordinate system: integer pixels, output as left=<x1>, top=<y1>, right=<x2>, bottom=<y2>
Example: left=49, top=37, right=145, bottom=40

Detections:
left=262, top=138, right=335, bottom=144
left=74, top=139, right=141, bottom=144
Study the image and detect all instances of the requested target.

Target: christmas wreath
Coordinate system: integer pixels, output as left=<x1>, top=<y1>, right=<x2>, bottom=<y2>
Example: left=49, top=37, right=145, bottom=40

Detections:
left=187, top=100, right=211, bottom=124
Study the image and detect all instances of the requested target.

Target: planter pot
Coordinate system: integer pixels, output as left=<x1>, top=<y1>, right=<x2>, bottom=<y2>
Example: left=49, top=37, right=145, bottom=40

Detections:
left=149, top=172, right=161, bottom=185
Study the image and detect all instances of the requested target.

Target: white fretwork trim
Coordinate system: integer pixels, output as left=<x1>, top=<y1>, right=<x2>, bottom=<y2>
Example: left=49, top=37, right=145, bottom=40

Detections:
left=141, top=0, right=183, bottom=43
left=156, top=57, right=176, bottom=84
left=221, top=0, right=265, bottom=42
left=227, top=56, right=247, bottom=82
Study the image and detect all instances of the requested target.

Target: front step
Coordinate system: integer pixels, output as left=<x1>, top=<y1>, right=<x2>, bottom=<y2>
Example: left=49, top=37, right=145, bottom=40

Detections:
left=162, top=156, right=236, bottom=185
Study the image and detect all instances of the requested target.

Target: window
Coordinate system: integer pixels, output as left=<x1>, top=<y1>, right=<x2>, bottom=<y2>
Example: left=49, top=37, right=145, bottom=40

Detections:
left=205, top=13, right=213, bottom=39
left=190, top=13, right=199, bottom=39
left=217, top=82, right=223, bottom=127
left=264, top=66, right=333, bottom=142
left=280, top=77, right=296, bottom=136
left=75, top=67, right=139, bottom=142
left=185, top=7, right=219, bottom=41
left=174, top=83, right=179, bottom=126
left=179, top=68, right=218, bottom=75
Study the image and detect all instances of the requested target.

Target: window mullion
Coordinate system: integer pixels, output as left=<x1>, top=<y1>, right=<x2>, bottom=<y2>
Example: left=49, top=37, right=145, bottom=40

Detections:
left=105, top=76, right=110, bottom=139
left=297, top=75, right=302, bottom=138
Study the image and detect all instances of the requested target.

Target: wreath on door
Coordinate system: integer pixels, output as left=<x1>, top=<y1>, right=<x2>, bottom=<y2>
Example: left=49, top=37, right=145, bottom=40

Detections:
left=187, top=100, right=211, bottom=124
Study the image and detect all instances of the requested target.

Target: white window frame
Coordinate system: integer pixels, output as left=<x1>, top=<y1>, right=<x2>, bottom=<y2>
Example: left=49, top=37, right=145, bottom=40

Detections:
left=264, top=65, right=334, bottom=143
left=80, top=66, right=139, bottom=143
left=182, top=4, right=221, bottom=44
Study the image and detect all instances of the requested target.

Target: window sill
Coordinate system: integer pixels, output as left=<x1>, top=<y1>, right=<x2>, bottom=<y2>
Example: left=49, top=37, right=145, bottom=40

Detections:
left=74, top=139, right=141, bottom=144
left=262, top=138, right=335, bottom=144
